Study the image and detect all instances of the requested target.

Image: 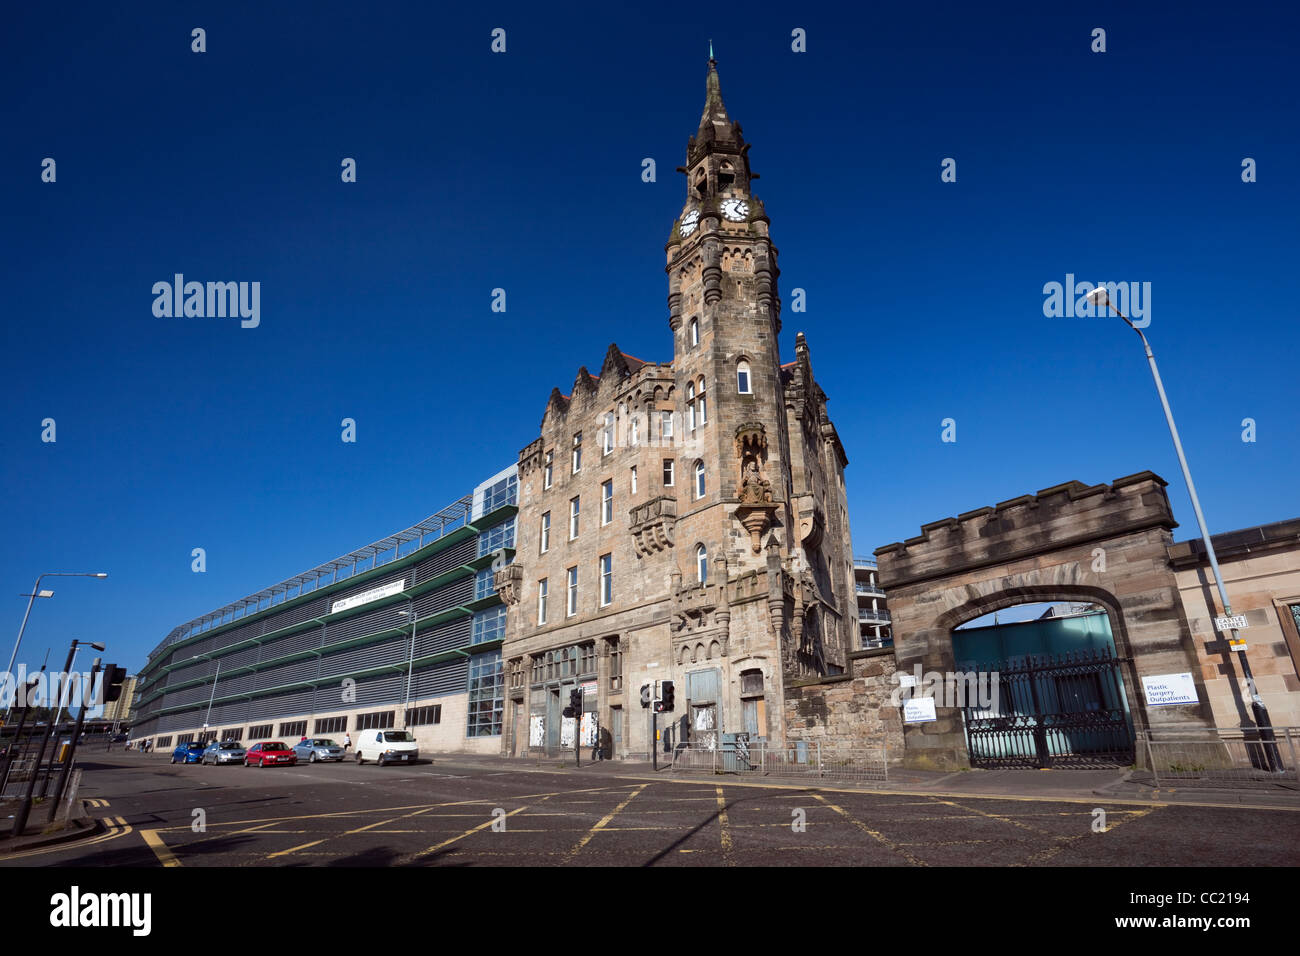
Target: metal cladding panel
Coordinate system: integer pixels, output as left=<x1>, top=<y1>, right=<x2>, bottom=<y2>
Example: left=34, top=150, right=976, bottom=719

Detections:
left=251, top=689, right=314, bottom=720
left=416, top=618, right=472, bottom=657
left=222, top=645, right=262, bottom=669
left=262, top=627, right=323, bottom=660
left=316, top=636, right=409, bottom=681
left=221, top=672, right=259, bottom=696
left=210, top=701, right=249, bottom=725
left=420, top=577, right=474, bottom=615
left=409, top=659, right=469, bottom=699
left=255, top=657, right=318, bottom=688
left=353, top=674, right=404, bottom=707
left=414, top=537, right=476, bottom=585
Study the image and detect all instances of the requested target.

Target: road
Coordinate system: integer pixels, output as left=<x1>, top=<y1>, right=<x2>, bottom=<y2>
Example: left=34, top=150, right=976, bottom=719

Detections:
left=5, top=753, right=1299, bottom=867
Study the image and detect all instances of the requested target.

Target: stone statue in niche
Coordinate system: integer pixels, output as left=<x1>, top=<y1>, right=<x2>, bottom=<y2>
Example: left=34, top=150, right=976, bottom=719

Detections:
left=738, top=454, right=773, bottom=504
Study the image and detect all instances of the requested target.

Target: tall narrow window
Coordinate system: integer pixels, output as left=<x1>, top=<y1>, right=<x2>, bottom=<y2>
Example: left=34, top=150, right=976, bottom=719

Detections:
left=537, top=578, right=548, bottom=625
left=737, top=361, right=751, bottom=394
left=567, top=567, right=578, bottom=616
left=630, top=466, right=638, bottom=495
left=602, top=413, right=614, bottom=454
left=599, top=553, right=613, bottom=607
left=630, top=416, right=639, bottom=446
left=687, top=382, right=696, bottom=431
left=661, top=410, right=674, bottom=440
left=694, top=461, right=706, bottom=499
left=601, top=480, right=613, bottom=525
left=690, top=318, right=699, bottom=347
left=569, top=497, right=580, bottom=539
left=572, top=432, right=582, bottom=473
left=544, top=450, right=554, bottom=488
left=663, top=458, right=675, bottom=487
left=698, top=379, right=707, bottom=424
left=696, top=544, right=708, bottom=584
left=540, top=512, right=550, bottom=553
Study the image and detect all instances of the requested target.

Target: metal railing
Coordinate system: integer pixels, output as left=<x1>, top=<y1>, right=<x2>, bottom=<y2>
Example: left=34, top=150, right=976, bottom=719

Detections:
left=1142, top=726, right=1299, bottom=789
left=858, top=609, right=891, bottom=624
left=671, top=740, right=888, bottom=782
left=853, top=556, right=877, bottom=570
left=855, top=583, right=886, bottom=597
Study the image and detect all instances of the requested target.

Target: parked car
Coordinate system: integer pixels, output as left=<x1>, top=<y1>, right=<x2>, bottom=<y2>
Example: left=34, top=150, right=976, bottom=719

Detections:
left=244, top=742, right=297, bottom=767
left=292, top=738, right=344, bottom=763
left=202, top=740, right=247, bottom=765
left=355, top=730, right=419, bottom=766
left=170, top=741, right=206, bottom=764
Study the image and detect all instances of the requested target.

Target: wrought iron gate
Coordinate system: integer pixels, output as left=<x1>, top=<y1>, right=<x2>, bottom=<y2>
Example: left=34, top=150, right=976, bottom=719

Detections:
left=961, top=649, right=1134, bottom=768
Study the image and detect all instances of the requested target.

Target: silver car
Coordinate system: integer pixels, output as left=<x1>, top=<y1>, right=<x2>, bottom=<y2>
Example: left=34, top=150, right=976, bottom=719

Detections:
left=292, top=738, right=345, bottom=763
left=202, top=740, right=247, bottom=765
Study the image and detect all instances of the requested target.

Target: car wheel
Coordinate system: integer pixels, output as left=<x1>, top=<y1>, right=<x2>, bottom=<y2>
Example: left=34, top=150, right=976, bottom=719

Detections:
left=309, top=752, right=317, bottom=763
left=377, top=755, right=386, bottom=767
left=356, top=752, right=364, bottom=764
left=170, top=756, right=176, bottom=764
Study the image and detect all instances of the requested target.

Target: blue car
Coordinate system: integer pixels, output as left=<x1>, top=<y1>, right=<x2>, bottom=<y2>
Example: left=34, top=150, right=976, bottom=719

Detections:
left=170, top=741, right=206, bottom=764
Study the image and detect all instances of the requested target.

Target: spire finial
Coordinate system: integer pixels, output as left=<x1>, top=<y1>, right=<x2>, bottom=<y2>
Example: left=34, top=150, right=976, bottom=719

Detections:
left=709, top=39, right=714, bottom=60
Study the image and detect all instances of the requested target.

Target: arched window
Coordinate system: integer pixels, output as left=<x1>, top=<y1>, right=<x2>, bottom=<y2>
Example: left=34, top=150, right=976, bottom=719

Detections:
left=690, top=318, right=699, bottom=347
left=696, top=544, right=708, bottom=584
left=687, top=381, right=696, bottom=431
left=694, top=460, right=706, bottom=499
left=737, top=361, right=751, bottom=394
left=697, top=378, right=707, bottom=424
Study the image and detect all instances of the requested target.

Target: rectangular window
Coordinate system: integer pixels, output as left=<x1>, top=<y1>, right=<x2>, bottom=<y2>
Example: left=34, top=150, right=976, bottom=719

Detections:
left=630, top=417, right=639, bottom=446
left=580, top=643, right=596, bottom=675
left=570, top=497, right=580, bottom=539
left=544, top=450, right=554, bottom=489
left=661, top=410, right=674, bottom=440
left=609, top=638, right=623, bottom=691
left=406, top=704, right=442, bottom=727
left=481, top=472, right=519, bottom=513
left=198, top=730, right=217, bottom=744
left=472, top=605, right=507, bottom=644
left=601, top=480, right=613, bottom=525
left=221, top=727, right=243, bottom=741
left=176, top=733, right=195, bottom=745
left=630, top=465, right=637, bottom=495
left=538, top=578, right=549, bottom=625
left=572, top=432, right=582, bottom=473
left=467, top=651, right=504, bottom=737
left=567, top=567, right=578, bottom=616
left=279, top=720, right=307, bottom=738
left=477, top=517, right=516, bottom=556
left=603, top=413, right=614, bottom=454
left=474, top=566, right=496, bottom=601
left=248, top=723, right=273, bottom=740
left=663, top=459, right=675, bottom=487
left=600, top=553, right=613, bottom=607
left=314, top=716, right=347, bottom=734
left=540, top=512, right=551, bottom=553
left=157, top=736, right=174, bottom=748
left=357, top=710, right=396, bottom=731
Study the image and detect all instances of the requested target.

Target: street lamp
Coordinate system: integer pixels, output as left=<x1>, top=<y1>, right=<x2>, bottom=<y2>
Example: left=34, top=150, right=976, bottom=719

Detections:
left=51, top=640, right=106, bottom=728
left=1087, top=286, right=1278, bottom=763
left=194, top=654, right=222, bottom=735
left=397, top=604, right=417, bottom=728
left=4, top=572, right=108, bottom=719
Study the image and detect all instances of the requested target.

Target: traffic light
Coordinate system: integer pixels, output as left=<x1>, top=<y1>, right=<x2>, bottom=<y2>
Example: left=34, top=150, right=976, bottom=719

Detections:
left=103, top=665, right=128, bottom=703
left=640, top=684, right=651, bottom=709
left=655, top=680, right=675, bottom=713
left=563, top=687, right=582, bottom=719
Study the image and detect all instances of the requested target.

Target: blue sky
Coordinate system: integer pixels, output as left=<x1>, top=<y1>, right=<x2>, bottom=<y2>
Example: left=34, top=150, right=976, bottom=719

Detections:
left=3, top=2, right=1296, bottom=674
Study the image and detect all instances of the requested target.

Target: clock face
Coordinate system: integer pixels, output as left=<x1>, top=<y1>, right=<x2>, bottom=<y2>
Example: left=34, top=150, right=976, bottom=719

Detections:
left=680, top=210, right=700, bottom=237
left=721, top=198, right=750, bottom=222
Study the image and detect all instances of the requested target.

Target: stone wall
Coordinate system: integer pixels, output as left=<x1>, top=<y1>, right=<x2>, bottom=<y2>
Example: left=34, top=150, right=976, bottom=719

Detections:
left=783, top=648, right=904, bottom=762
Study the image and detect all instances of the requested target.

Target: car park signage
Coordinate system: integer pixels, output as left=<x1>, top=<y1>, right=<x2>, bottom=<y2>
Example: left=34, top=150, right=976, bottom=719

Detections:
left=330, top=577, right=407, bottom=614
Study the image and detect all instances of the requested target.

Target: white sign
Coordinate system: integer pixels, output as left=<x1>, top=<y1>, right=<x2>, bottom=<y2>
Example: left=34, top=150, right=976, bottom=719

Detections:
left=560, top=715, right=576, bottom=747
left=581, top=681, right=597, bottom=697
left=1141, top=672, right=1199, bottom=707
left=1214, top=615, right=1249, bottom=632
left=897, top=674, right=917, bottom=688
left=902, top=697, right=937, bottom=723
left=580, top=713, right=598, bottom=747
left=330, top=577, right=406, bottom=615
left=528, top=715, right=545, bottom=747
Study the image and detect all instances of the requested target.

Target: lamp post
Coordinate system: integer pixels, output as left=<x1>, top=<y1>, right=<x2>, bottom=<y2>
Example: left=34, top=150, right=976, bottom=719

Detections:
left=4, top=572, right=108, bottom=721
left=1087, top=287, right=1278, bottom=767
left=51, top=641, right=105, bottom=729
left=397, top=603, right=417, bottom=728
left=194, top=654, right=222, bottom=737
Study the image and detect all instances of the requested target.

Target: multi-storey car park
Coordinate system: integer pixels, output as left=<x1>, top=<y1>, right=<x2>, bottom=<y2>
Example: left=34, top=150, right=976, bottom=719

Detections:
left=130, top=467, right=518, bottom=755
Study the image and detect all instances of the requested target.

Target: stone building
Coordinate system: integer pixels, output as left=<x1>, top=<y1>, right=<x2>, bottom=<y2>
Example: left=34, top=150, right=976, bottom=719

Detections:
left=496, top=57, right=856, bottom=760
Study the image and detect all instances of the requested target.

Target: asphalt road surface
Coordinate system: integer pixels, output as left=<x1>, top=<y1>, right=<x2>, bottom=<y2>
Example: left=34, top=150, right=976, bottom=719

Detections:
left=6, top=753, right=1299, bottom=867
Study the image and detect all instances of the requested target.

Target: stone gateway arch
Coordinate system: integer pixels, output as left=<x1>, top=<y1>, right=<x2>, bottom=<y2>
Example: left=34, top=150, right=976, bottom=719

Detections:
left=875, top=472, right=1216, bottom=771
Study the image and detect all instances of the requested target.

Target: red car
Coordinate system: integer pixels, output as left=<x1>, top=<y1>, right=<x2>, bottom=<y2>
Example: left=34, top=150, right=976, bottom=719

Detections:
left=244, top=741, right=297, bottom=767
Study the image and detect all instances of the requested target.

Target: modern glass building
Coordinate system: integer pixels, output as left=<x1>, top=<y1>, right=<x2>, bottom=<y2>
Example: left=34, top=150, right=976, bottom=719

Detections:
left=130, top=466, right=517, bottom=754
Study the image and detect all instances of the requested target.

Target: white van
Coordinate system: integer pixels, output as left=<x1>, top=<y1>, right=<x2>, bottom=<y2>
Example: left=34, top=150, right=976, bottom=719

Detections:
left=355, top=729, right=419, bottom=766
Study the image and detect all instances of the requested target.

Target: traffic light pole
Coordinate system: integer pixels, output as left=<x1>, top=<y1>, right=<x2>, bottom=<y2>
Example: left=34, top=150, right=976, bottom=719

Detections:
left=651, top=708, right=657, bottom=772
left=51, top=658, right=100, bottom=808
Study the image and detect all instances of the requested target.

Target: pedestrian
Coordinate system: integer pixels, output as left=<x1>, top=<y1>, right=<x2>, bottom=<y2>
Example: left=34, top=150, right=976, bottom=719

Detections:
left=344, top=732, right=352, bottom=752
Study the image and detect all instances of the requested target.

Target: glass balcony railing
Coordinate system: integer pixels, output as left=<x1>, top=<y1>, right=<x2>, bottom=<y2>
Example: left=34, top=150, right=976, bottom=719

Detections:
left=856, top=583, right=886, bottom=597
left=858, top=608, right=891, bottom=624
left=853, top=555, right=877, bottom=570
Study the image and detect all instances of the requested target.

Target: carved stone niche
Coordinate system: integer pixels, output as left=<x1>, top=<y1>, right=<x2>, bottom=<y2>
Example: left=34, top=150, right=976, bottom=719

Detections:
left=630, top=495, right=677, bottom=557
left=734, top=423, right=777, bottom=553
left=494, top=563, right=523, bottom=605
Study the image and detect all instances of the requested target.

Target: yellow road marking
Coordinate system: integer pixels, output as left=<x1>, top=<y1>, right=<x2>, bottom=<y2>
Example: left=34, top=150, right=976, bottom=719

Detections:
left=140, top=829, right=181, bottom=867
left=927, top=797, right=1049, bottom=836
left=569, top=784, right=647, bottom=857
left=716, top=785, right=732, bottom=856
left=811, top=793, right=928, bottom=866
left=402, top=801, right=543, bottom=863
left=1022, top=805, right=1162, bottom=866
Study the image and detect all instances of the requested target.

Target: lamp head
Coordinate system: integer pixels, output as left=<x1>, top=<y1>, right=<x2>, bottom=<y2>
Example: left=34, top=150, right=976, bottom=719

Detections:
left=1086, top=287, right=1110, bottom=308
